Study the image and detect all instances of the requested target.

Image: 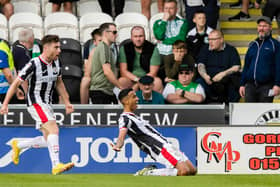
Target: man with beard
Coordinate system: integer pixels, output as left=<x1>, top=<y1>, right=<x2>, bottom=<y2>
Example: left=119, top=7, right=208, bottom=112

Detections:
left=118, top=26, right=163, bottom=93
left=240, top=16, right=280, bottom=102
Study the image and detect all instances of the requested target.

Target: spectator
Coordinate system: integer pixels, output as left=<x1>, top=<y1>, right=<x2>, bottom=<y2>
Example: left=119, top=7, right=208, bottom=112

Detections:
left=118, top=26, right=163, bottom=93
left=0, top=0, right=13, bottom=20
left=141, top=0, right=164, bottom=20
left=12, top=28, right=41, bottom=73
left=230, top=0, right=254, bottom=8
left=197, top=30, right=241, bottom=103
left=83, top=28, right=102, bottom=64
left=239, top=16, right=280, bottom=102
left=186, top=9, right=213, bottom=60
left=162, top=63, right=205, bottom=104
left=136, top=75, right=165, bottom=104
left=80, top=29, right=102, bottom=104
left=184, top=0, right=219, bottom=29
left=255, top=0, right=280, bottom=41
left=228, top=0, right=251, bottom=21
left=50, top=0, right=78, bottom=14
left=153, top=0, right=188, bottom=56
left=0, top=40, right=23, bottom=103
left=12, top=28, right=41, bottom=100
left=164, top=40, right=195, bottom=83
left=98, top=0, right=124, bottom=17
left=89, top=23, right=122, bottom=104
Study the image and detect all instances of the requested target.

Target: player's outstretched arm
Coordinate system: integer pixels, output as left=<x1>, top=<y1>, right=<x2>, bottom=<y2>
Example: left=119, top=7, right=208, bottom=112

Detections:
left=111, top=128, right=128, bottom=151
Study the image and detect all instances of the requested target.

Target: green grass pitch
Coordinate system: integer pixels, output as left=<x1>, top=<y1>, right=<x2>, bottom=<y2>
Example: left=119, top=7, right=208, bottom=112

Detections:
left=0, top=174, right=279, bottom=187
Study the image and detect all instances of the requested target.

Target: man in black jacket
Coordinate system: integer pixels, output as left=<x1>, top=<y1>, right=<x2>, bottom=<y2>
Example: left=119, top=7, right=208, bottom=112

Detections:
left=118, top=26, right=163, bottom=93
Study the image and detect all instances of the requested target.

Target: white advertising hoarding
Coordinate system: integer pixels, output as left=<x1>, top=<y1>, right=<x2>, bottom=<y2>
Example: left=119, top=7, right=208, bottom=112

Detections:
left=230, top=103, right=280, bottom=125
left=197, top=127, right=280, bottom=174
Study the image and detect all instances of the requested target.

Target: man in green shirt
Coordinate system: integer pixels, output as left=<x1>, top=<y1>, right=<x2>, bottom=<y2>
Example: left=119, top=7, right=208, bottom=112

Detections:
left=118, top=26, right=163, bottom=93
left=89, top=23, right=123, bottom=104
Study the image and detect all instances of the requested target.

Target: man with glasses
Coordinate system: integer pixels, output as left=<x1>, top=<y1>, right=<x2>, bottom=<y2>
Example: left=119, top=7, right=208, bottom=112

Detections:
left=239, top=16, right=280, bottom=102
left=196, top=30, right=241, bottom=103
left=89, top=23, right=122, bottom=104
left=162, top=63, right=205, bottom=104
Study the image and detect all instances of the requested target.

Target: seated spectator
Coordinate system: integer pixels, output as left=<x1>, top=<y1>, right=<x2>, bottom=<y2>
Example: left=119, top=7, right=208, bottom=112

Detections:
left=162, top=63, right=205, bottom=104
left=164, top=40, right=195, bottom=84
left=186, top=9, right=213, bottom=60
left=136, top=75, right=165, bottom=104
left=118, top=26, right=163, bottom=93
left=12, top=28, right=41, bottom=99
left=83, top=28, right=102, bottom=64
left=141, top=0, right=164, bottom=20
left=50, top=0, right=79, bottom=14
left=153, top=0, right=188, bottom=56
left=196, top=30, right=241, bottom=103
left=0, top=0, right=13, bottom=20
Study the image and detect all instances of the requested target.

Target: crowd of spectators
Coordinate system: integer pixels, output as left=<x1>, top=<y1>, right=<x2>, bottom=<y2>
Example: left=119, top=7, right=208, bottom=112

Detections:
left=1, top=0, right=280, bottom=105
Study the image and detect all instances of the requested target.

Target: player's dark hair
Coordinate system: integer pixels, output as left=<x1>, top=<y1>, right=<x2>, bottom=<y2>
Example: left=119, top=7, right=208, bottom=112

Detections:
left=41, top=35, right=59, bottom=46
left=118, top=88, right=133, bottom=102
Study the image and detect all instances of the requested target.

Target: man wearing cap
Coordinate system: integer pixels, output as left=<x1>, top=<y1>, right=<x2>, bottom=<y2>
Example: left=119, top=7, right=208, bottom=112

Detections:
left=136, top=75, right=165, bottom=104
left=162, top=63, right=205, bottom=104
left=197, top=30, right=241, bottom=103
left=239, top=16, right=280, bottom=102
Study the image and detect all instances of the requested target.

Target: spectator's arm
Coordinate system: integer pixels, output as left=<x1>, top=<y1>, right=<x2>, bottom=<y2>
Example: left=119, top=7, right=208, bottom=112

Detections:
left=80, top=48, right=95, bottom=104
left=153, top=20, right=168, bottom=40
left=274, top=41, right=280, bottom=86
left=119, top=62, right=139, bottom=82
left=103, top=63, right=122, bottom=89
left=2, top=67, right=14, bottom=84
left=147, top=65, right=159, bottom=77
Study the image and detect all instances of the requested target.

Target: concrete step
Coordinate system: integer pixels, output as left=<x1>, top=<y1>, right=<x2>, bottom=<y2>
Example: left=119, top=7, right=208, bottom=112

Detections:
left=220, top=21, right=278, bottom=29
left=220, top=8, right=261, bottom=16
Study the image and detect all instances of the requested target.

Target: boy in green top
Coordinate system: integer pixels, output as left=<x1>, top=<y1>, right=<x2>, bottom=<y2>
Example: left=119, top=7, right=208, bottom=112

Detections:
left=162, top=63, right=205, bottom=104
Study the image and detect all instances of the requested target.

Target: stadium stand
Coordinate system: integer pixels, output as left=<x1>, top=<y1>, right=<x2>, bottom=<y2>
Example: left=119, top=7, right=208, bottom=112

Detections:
left=79, top=12, right=113, bottom=44
left=12, top=0, right=41, bottom=15
left=9, top=13, right=43, bottom=43
left=77, top=0, right=102, bottom=17
left=59, top=38, right=83, bottom=103
left=115, top=12, right=149, bottom=44
left=123, top=0, right=141, bottom=13
left=44, top=12, right=79, bottom=40
left=0, top=14, right=8, bottom=41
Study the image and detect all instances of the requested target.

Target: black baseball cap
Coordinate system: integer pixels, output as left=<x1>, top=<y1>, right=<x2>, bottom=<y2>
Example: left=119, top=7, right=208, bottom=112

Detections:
left=179, top=63, right=194, bottom=72
left=139, top=75, right=154, bottom=85
left=257, top=16, right=272, bottom=25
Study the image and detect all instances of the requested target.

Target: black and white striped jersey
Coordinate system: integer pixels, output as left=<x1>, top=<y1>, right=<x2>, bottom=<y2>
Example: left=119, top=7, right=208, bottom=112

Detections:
left=18, top=55, right=61, bottom=106
left=119, top=112, right=168, bottom=160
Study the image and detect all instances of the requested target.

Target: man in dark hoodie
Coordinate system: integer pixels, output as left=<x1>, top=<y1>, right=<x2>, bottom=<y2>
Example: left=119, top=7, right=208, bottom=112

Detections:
left=240, top=16, right=280, bottom=102
left=118, top=26, right=163, bottom=93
